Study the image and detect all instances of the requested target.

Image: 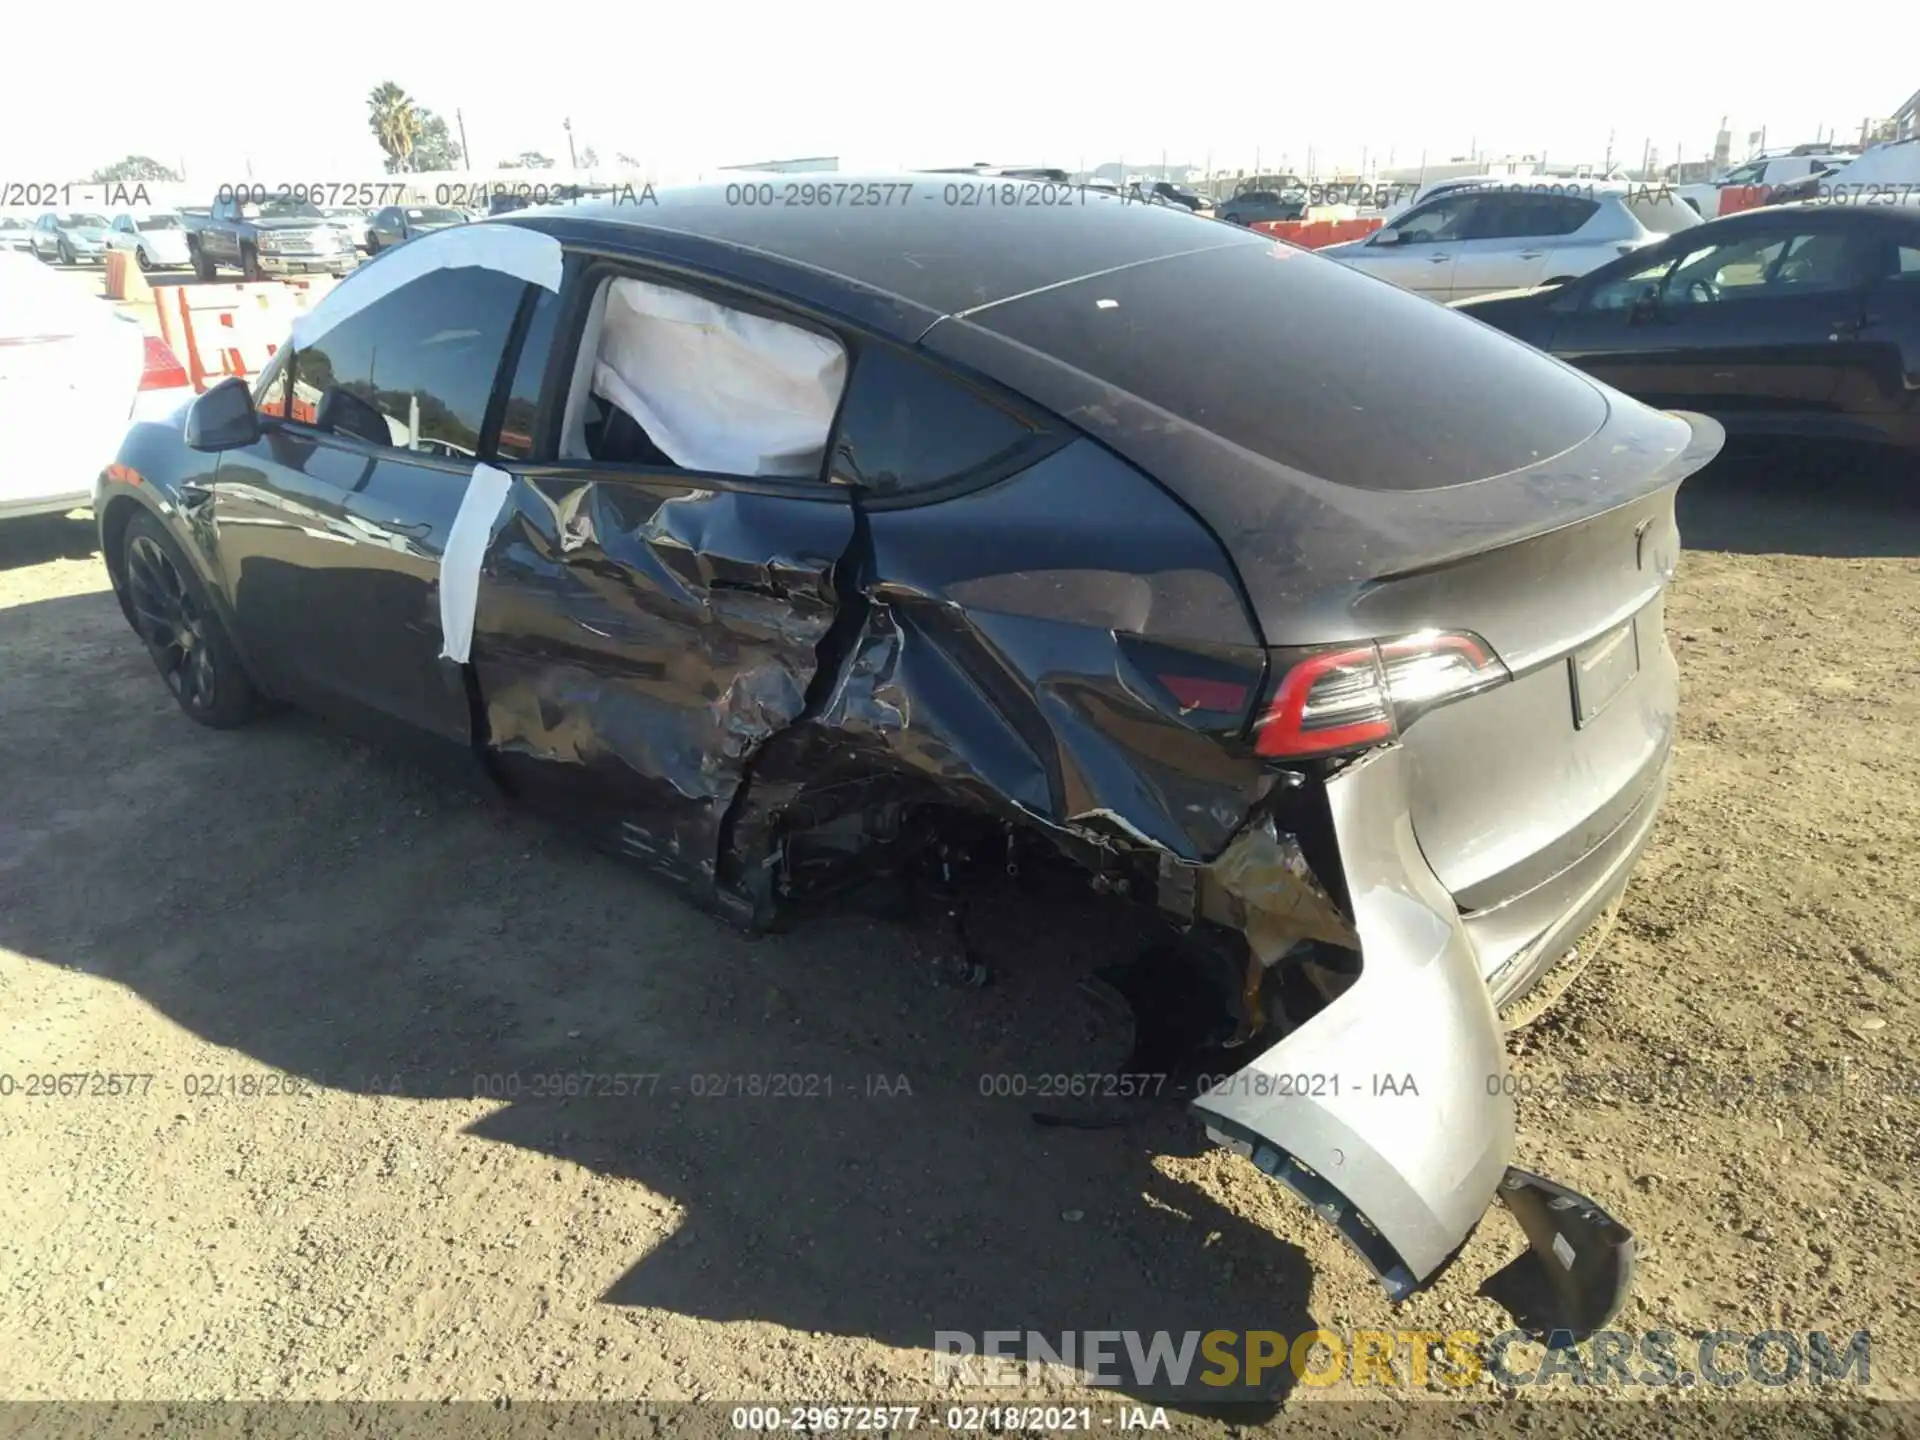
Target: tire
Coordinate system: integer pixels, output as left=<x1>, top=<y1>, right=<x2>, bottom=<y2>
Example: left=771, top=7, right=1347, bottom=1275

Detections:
left=57, top=239, right=74, bottom=266
left=191, top=244, right=216, bottom=282
left=136, top=245, right=154, bottom=272
left=121, top=511, right=260, bottom=728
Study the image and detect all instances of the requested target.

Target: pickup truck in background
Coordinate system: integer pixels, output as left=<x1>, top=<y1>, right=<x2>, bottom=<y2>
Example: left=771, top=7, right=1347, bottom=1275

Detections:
left=183, top=196, right=357, bottom=281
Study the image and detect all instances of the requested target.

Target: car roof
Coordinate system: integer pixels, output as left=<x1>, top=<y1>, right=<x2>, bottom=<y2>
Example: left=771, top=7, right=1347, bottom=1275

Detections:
left=511, top=174, right=1261, bottom=336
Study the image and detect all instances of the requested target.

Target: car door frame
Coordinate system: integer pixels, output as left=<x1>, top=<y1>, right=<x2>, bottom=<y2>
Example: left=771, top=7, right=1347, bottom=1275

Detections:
left=1546, top=215, right=1877, bottom=423
left=203, top=264, right=554, bottom=754
left=1829, top=221, right=1920, bottom=445
left=1354, top=192, right=1486, bottom=297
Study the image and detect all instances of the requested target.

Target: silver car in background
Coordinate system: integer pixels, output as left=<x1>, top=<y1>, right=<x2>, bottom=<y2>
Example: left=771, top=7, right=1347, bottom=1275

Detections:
left=104, top=212, right=193, bottom=271
left=28, top=211, right=114, bottom=266
left=1322, top=181, right=1702, bottom=301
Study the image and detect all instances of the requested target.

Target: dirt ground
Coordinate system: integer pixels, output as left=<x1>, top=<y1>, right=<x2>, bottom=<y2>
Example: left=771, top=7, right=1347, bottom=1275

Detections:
left=1, top=449, right=1916, bottom=1428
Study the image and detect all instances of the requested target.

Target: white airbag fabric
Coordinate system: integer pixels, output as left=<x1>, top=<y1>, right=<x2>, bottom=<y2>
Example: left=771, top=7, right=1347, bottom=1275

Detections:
left=591, top=277, right=847, bottom=477
left=291, top=224, right=564, bottom=350
left=438, top=462, right=514, bottom=664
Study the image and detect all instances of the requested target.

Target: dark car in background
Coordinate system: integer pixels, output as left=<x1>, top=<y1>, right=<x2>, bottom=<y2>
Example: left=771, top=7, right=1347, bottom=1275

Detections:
left=1455, top=203, right=1920, bottom=452
left=96, top=182, right=1721, bottom=1334
left=1215, top=188, right=1309, bottom=226
left=367, top=204, right=468, bottom=251
left=186, top=196, right=357, bottom=280
left=1127, top=179, right=1206, bottom=211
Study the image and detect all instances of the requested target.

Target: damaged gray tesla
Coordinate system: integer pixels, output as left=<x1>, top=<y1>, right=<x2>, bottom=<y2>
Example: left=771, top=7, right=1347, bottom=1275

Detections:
left=96, top=182, right=1721, bottom=1336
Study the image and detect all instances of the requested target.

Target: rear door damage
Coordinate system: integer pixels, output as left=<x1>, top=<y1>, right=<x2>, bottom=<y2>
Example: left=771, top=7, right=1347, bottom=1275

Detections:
left=447, top=245, right=1639, bottom=1340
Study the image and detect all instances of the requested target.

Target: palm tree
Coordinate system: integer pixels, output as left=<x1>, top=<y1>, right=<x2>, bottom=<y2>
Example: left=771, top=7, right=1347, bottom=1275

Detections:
left=367, top=83, right=422, bottom=173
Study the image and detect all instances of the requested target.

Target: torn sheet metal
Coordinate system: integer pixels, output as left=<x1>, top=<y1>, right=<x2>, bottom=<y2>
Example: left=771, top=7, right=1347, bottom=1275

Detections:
left=289, top=223, right=565, bottom=350
left=438, top=462, right=514, bottom=664
left=1205, top=815, right=1359, bottom=964
left=1192, top=745, right=1516, bottom=1294
left=469, top=472, right=854, bottom=902
left=591, top=277, right=848, bottom=478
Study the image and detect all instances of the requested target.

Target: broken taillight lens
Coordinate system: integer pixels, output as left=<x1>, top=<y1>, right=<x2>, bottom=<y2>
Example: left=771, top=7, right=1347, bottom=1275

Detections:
left=1253, top=630, right=1509, bottom=759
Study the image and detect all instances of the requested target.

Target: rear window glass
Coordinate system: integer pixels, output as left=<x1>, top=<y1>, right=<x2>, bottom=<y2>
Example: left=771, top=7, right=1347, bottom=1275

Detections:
left=967, top=240, right=1608, bottom=491
left=1626, top=192, right=1701, bottom=234
left=831, top=343, right=1037, bottom=496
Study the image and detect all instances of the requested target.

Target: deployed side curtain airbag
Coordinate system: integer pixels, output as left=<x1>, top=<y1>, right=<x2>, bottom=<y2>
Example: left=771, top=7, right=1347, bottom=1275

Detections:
left=590, top=278, right=848, bottom=478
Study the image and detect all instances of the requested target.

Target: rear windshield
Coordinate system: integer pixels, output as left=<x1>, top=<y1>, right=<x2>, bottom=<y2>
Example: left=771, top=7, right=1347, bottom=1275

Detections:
left=135, top=215, right=181, bottom=231
left=1626, top=192, right=1701, bottom=234
left=968, top=240, right=1608, bottom=491
left=408, top=208, right=464, bottom=223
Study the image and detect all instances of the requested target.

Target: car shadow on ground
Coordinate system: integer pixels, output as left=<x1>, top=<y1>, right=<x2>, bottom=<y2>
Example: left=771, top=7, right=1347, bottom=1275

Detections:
left=0, top=585, right=1309, bottom=1413
left=0, top=513, right=98, bottom=570
left=1677, top=446, right=1920, bottom=559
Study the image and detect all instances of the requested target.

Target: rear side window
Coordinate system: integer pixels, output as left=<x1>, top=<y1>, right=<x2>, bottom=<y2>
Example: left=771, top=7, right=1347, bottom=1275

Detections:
left=1470, top=193, right=1598, bottom=239
left=289, top=267, right=529, bottom=457
left=966, top=239, right=1609, bottom=492
left=830, top=343, right=1039, bottom=497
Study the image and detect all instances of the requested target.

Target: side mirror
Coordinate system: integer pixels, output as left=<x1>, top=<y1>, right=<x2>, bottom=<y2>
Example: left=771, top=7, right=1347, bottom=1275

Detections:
left=184, top=377, right=262, bottom=452
left=1371, top=227, right=1403, bottom=246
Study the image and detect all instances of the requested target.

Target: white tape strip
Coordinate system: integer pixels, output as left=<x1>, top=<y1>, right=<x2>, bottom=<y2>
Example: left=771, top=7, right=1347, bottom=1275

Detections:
left=438, top=462, right=515, bottom=665
left=290, top=223, right=565, bottom=351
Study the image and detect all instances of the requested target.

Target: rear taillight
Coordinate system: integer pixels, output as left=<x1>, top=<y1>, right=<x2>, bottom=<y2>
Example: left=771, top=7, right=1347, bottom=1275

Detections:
left=1253, top=630, right=1509, bottom=760
left=140, top=335, right=189, bottom=391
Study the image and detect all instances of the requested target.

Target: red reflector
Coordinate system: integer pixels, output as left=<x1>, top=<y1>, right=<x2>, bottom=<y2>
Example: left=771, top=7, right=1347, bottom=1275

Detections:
left=1159, top=675, right=1249, bottom=712
left=105, top=462, right=145, bottom=486
left=140, top=335, right=189, bottom=391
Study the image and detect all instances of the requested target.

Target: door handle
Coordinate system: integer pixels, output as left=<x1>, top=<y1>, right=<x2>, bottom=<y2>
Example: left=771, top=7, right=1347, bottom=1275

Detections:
left=1428, top=254, right=1452, bottom=264
left=1517, top=249, right=1544, bottom=259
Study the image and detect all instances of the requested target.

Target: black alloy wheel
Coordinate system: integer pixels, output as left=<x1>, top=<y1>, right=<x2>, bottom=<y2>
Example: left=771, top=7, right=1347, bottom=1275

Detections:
left=122, top=514, right=259, bottom=727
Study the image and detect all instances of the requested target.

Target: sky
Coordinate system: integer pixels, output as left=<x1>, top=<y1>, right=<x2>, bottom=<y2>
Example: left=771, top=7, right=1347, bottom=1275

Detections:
left=3, top=1, right=1912, bottom=185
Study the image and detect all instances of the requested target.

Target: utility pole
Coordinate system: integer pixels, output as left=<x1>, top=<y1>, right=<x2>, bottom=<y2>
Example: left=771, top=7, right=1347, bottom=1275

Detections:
left=1605, top=129, right=1614, bottom=171
left=456, top=108, right=471, bottom=170
left=564, top=117, right=578, bottom=171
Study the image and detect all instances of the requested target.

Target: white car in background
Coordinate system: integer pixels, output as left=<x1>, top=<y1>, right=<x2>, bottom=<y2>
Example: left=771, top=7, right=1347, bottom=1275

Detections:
left=1319, top=180, right=1702, bottom=302
left=103, top=211, right=193, bottom=271
left=0, top=252, right=190, bottom=520
left=1678, top=150, right=1857, bottom=215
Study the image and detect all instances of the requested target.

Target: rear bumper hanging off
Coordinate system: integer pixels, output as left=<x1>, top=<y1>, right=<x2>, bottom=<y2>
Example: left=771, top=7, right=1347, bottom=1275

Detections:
left=1189, top=745, right=1634, bottom=1335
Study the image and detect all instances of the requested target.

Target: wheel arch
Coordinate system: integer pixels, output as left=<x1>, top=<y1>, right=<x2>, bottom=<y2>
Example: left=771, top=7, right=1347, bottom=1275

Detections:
left=97, top=486, right=250, bottom=678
